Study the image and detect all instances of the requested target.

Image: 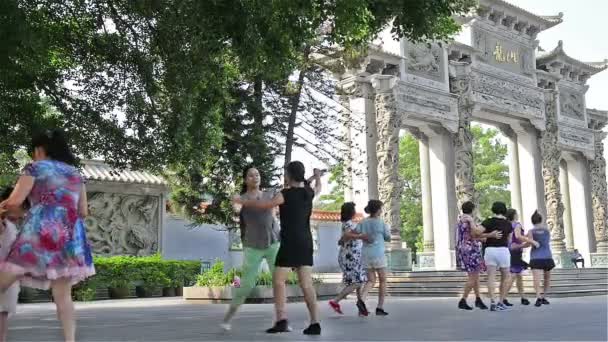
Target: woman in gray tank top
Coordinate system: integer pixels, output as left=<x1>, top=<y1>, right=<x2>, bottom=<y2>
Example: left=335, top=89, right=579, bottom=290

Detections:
left=221, top=166, right=280, bottom=331
left=526, top=210, right=555, bottom=307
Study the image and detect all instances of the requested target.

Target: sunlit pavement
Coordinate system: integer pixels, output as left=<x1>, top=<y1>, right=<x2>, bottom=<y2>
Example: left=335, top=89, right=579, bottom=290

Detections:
left=10, top=295, right=608, bottom=341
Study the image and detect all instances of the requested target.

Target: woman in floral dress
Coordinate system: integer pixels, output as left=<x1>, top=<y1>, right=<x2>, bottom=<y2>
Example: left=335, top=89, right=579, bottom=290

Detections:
left=456, top=201, right=501, bottom=310
left=0, top=129, right=95, bottom=342
left=328, top=202, right=369, bottom=316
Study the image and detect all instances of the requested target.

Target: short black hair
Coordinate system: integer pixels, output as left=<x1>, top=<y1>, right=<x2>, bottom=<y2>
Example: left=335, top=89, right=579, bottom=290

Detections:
left=506, top=209, right=518, bottom=222
left=340, top=202, right=356, bottom=222
left=364, top=200, right=383, bottom=216
left=31, top=129, right=77, bottom=166
left=531, top=210, right=543, bottom=225
left=461, top=201, right=475, bottom=214
left=491, top=202, right=507, bottom=216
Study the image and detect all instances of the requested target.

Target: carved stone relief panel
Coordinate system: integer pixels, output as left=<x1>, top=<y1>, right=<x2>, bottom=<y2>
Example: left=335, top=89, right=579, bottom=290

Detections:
left=395, top=82, right=459, bottom=133
left=559, top=90, right=585, bottom=121
left=558, top=125, right=595, bottom=157
left=471, top=71, right=544, bottom=121
left=85, top=192, right=160, bottom=256
left=403, top=42, right=445, bottom=83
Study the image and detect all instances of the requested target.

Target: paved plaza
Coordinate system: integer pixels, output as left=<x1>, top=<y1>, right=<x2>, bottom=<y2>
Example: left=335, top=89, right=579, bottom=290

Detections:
left=8, top=295, right=608, bottom=341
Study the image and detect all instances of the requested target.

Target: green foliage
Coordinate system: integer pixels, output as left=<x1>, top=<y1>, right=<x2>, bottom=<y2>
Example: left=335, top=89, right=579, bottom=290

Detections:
left=399, top=134, right=424, bottom=258
left=1, top=0, right=475, bottom=226
left=471, top=125, right=510, bottom=218
left=316, top=163, right=346, bottom=211
left=91, top=255, right=200, bottom=294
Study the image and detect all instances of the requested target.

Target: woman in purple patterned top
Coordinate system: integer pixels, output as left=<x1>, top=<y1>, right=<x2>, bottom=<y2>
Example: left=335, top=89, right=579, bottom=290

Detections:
left=456, top=201, right=501, bottom=310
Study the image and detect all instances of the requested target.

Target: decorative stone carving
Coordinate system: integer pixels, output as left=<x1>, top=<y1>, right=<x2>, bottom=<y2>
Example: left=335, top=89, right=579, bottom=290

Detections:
left=395, top=82, right=459, bottom=133
left=560, top=91, right=585, bottom=121
left=449, top=62, right=477, bottom=212
left=86, top=192, right=159, bottom=256
left=375, top=89, right=403, bottom=249
left=338, top=94, right=354, bottom=201
left=558, top=125, right=595, bottom=158
left=407, top=43, right=440, bottom=74
left=540, top=91, right=566, bottom=252
left=589, top=130, right=608, bottom=253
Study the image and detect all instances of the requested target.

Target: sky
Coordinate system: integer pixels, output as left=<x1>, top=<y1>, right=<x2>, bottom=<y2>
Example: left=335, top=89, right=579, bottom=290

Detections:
left=291, top=0, right=608, bottom=192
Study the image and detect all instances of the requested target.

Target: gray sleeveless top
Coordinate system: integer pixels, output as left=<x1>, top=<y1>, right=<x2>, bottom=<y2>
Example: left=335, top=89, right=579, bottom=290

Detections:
left=530, top=225, right=552, bottom=260
left=239, top=191, right=280, bottom=249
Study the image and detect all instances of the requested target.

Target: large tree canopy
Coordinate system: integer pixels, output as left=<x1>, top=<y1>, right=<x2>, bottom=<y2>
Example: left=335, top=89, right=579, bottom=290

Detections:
left=1, top=0, right=476, bottom=225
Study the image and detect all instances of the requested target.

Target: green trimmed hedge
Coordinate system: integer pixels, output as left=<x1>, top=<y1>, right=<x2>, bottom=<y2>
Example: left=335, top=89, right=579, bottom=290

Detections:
left=72, top=255, right=200, bottom=301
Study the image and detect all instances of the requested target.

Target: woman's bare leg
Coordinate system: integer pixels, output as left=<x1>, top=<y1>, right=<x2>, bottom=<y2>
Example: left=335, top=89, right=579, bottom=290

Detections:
left=360, top=269, right=376, bottom=302
left=51, top=278, right=75, bottom=342
left=543, top=271, right=551, bottom=298
left=334, top=284, right=357, bottom=303
left=532, top=270, right=542, bottom=299
left=516, top=274, right=525, bottom=298
left=377, top=268, right=387, bottom=309
left=0, top=273, right=18, bottom=293
left=0, top=312, right=8, bottom=342
left=296, top=266, right=319, bottom=324
left=462, top=273, right=475, bottom=299
left=272, top=267, right=289, bottom=321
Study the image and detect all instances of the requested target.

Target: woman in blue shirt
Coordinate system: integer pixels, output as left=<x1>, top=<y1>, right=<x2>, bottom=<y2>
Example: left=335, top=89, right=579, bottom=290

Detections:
left=527, top=210, right=555, bottom=307
left=356, top=200, right=391, bottom=316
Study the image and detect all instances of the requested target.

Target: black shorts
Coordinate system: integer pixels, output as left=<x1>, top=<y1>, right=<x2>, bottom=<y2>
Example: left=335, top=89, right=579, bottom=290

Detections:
left=529, top=258, right=555, bottom=271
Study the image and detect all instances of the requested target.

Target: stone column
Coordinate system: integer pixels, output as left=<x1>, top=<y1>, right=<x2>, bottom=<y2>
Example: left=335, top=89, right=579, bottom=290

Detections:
left=449, top=63, right=477, bottom=213
left=424, top=125, right=457, bottom=270
left=515, top=123, right=547, bottom=222
left=539, top=90, right=566, bottom=255
left=559, top=161, right=575, bottom=252
left=371, top=75, right=411, bottom=271
left=501, top=126, right=523, bottom=217
left=339, top=79, right=376, bottom=211
left=589, top=128, right=608, bottom=266
left=410, top=129, right=435, bottom=269
left=564, top=153, right=593, bottom=264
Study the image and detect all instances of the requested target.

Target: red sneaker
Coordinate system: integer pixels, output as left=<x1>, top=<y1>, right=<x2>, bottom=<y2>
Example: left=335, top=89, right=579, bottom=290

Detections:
left=328, top=300, right=343, bottom=314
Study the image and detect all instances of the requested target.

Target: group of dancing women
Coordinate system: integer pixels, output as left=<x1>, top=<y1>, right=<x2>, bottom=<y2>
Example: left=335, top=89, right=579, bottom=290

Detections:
left=222, top=163, right=392, bottom=335
left=0, top=128, right=560, bottom=341
left=456, top=201, right=555, bottom=311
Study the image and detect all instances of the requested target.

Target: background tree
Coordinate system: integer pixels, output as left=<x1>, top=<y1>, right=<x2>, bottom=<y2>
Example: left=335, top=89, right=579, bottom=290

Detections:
left=1, top=0, right=476, bottom=227
left=471, top=124, right=510, bottom=218
left=399, top=134, right=424, bottom=258
left=315, top=163, right=346, bottom=211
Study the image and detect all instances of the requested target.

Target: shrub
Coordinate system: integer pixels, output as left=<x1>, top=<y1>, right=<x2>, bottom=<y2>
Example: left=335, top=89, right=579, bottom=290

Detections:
left=196, top=260, right=230, bottom=287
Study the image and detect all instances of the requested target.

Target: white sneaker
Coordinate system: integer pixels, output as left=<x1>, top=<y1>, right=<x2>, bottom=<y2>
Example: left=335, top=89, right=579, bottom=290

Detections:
left=220, top=323, right=232, bottom=331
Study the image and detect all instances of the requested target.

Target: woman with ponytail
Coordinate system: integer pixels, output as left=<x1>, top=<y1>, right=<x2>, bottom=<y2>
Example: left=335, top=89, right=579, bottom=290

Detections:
left=221, top=166, right=280, bottom=331
left=0, top=129, right=94, bottom=342
left=233, top=161, right=323, bottom=335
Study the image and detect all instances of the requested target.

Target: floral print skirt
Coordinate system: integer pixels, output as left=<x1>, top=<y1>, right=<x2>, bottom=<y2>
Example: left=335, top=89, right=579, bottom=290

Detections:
left=456, top=241, right=486, bottom=273
left=338, top=244, right=367, bottom=285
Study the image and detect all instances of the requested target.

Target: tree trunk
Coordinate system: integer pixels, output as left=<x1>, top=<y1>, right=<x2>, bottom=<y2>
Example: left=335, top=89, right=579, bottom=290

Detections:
left=283, top=45, right=311, bottom=180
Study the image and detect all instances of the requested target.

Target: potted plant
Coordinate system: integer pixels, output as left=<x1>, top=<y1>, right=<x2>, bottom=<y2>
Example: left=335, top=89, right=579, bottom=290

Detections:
left=136, top=262, right=171, bottom=298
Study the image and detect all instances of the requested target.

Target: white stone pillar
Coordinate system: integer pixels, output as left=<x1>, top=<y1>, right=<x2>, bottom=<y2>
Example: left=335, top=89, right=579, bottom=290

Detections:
left=424, top=125, right=456, bottom=270
left=502, top=127, right=523, bottom=217
left=515, top=124, right=546, bottom=222
left=560, top=160, right=575, bottom=252
left=340, top=80, right=376, bottom=211
left=419, top=136, right=434, bottom=252
left=564, top=153, right=593, bottom=263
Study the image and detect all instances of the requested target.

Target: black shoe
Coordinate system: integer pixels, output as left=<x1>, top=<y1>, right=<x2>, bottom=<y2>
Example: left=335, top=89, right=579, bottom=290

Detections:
left=502, top=299, right=513, bottom=307
left=490, top=302, right=497, bottom=311
left=475, top=297, right=488, bottom=310
left=458, top=298, right=473, bottom=310
left=541, top=298, right=550, bottom=305
left=521, top=298, right=530, bottom=305
left=534, top=298, right=542, bottom=307
left=376, top=308, right=389, bottom=316
left=356, top=299, right=369, bottom=316
left=266, top=319, right=291, bottom=334
left=303, top=323, right=321, bottom=335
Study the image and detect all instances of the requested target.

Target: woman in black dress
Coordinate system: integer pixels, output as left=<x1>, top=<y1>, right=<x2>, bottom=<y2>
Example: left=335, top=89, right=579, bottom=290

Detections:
left=234, top=161, right=322, bottom=335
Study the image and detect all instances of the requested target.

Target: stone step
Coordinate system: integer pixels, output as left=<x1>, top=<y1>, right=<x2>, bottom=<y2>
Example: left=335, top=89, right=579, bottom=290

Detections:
left=383, top=282, right=607, bottom=289
left=368, top=289, right=608, bottom=298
